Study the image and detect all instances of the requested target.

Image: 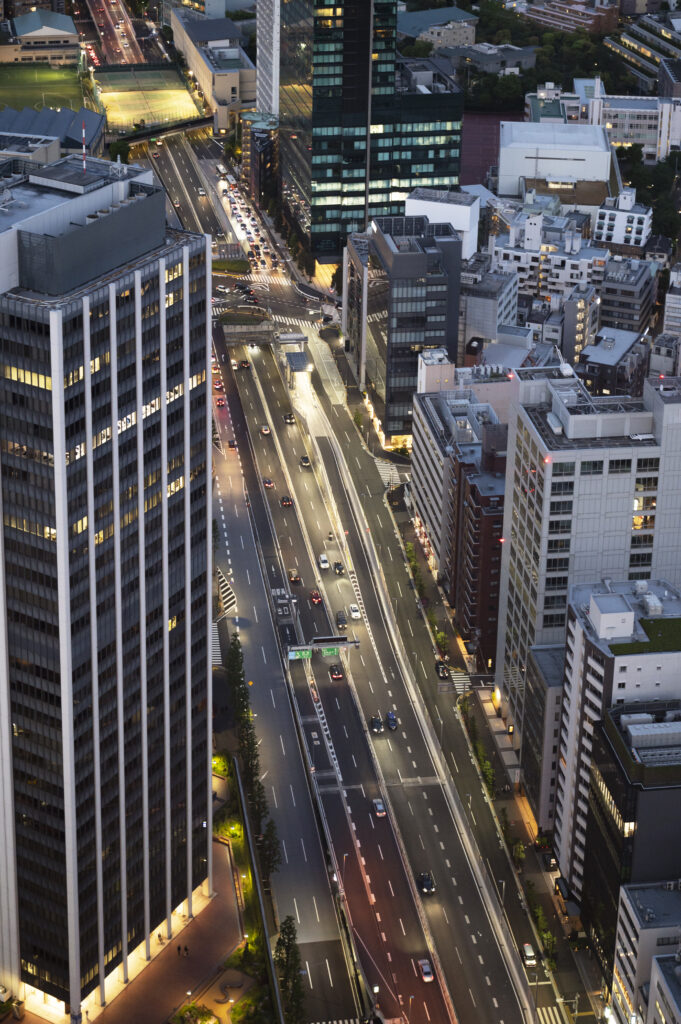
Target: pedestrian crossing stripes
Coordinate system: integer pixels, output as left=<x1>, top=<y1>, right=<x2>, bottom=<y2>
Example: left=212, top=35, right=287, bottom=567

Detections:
left=248, top=271, right=281, bottom=285
left=373, top=457, right=401, bottom=489
left=438, top=669, right=469, bottom=695
left=211, top=622, right=221, bottom=667
left=217, top=567, right=236, bottom=615
left=309, top=1019, right=361, bottom=1024
left=537, top=1005, right=563, bottom=1024
left=271, top=313, right=313, bottom=331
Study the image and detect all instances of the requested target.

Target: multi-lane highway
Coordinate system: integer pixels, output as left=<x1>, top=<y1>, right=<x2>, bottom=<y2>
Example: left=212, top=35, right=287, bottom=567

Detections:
left=85, top=0, right=144, bottom=63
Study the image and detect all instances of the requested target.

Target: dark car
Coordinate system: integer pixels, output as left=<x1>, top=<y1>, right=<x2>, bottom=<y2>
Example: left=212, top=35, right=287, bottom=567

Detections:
left=262, top=477, right=274, bottom=489
left=329, top=664, right=343, bottom=680
left=236, top=283, right=248, bottom=291
left=300, top=455, right=311, bottom=468
left=227, top=439, right=237, bottom=450
left=417, top=871, right=436, bottom=895
left=239, top=359, right=250, bottom=369
left=333, top=561, right=345, bottom=576
left=288, top=568, right=301, bottom=585
left=284, top=412, right=295, bottom=425
left=336, top=609, right=347, bottom=629
left=370, top=714, right=384, bottom=735
left=436, top=660, right=449, bottom=680
left=310, top=589, right=322, bottom=605
left=216, top=397, right=225, bottom=408
left=280, top=495, right=293, bottom=508
left=386, top=710, right=397, bottom=731
left=322, top=313, right=333, bottom=323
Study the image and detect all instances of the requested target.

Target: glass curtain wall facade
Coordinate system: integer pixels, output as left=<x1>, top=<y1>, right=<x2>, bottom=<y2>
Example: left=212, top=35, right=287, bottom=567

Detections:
left=0, top=165, right=211, bottom=1018
left=279, top=0, right=462, bottom=260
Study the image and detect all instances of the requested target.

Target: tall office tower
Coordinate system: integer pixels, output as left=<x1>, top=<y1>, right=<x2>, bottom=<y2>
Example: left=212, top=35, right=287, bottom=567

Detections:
left=495, top=370, right=681, bottom=755
left=554, top=580, right=681, bottom=901
left=255, top=0, right=279, bottom=115
left=279, top=1, right=463, bottom=262
left=0, top=156, right=211, bottom=1020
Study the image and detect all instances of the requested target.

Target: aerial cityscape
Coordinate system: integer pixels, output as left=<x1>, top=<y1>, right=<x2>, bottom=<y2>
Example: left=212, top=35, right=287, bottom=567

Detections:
left=0, top=0, right=680, bottom=1023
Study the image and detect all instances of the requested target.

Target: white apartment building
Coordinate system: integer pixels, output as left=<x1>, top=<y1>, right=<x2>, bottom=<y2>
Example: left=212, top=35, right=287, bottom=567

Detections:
left=555, top=581, right=681, bottom=898
left=663, top=263, right=681, bottom=334
left=405, top=187, right=480, bottom=260
left=458, top=252, right=518, bottom=354
left=612, top=883, right=681, bottom=1024
left=647, top=954, right=681, bottom=1024
left=489, top=210, right=609, bottom=309
left=593, top=188, right=653, bottom=252
left=495, top=372, right=681, bottom=755
left=255, top=0, right=279, bottom=115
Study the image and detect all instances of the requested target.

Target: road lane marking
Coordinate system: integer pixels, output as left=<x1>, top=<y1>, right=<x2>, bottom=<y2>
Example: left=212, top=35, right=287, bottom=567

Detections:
left=377, top=844, right=383, bottom=860
left=326, top=959, right=333, bottom=987
left=305, top=961, right=312, bottom=989
left=313, top=896, right=319, bottom=922
left=290, top=784, right=296, bottom=807
left=261, top=646, right=267, bottom=663
left=300, top=837, right=307, bottom=862
left=388, top=880, right=394, bottom=896
left=399, top=918, right=405, bottom=936
left=469, top=988, right=476, bottom=1007
left=279, top=735, right=285, bottom=756
left=253, top=606, right=258, bottom=622
left=281, top=839, right=287, bottom=862
left=270, top=689, right=276, bottom=707
left=293, top=898, right=300, bottom=923
left=271, top=787, right=277, bottom=808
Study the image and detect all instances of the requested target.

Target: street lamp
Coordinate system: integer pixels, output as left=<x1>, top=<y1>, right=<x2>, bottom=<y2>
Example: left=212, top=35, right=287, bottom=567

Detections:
left=498, top=879, right=506, bottom=904
left=342, top=852, right=348, bottom=890
left=408, top=994, right=414, bottom=1023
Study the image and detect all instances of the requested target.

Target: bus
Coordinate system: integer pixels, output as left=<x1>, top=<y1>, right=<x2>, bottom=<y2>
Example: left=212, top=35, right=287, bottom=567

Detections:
left=226, top=174, right=237, bottom=190
left=216, top=163, right=227, bottom=178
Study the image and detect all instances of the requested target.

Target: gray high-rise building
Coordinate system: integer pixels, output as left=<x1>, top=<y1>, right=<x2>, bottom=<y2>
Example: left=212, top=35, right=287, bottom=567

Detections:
left=496, top=370, right=681, bottom=755
left=0, top=155, right=211, bottom=1021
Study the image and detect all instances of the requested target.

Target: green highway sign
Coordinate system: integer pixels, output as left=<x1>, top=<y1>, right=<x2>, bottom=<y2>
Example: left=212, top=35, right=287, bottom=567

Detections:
left=320, top=647, right=340, bottom=657
left=288, top=647, right=312, bottom=660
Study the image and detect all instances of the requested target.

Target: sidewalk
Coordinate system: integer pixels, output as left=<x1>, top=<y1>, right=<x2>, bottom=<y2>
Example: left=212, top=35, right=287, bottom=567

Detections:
left=22, top=840, right=243, bottom=1024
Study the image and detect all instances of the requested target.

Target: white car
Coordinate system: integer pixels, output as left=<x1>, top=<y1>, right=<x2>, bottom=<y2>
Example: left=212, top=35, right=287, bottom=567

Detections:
left=349, top=603, right=361, bottom=620
left=260, top=425, right=271, bottom=436
left=418, top=958, right=434, bottom=983
left=216, top=284, right=229, bottom=293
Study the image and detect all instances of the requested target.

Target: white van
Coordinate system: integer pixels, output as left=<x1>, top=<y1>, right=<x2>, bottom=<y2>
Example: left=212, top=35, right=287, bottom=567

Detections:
left=318, top=553, right=330, bottom=570
left=522, top=943, right=536, bottom=968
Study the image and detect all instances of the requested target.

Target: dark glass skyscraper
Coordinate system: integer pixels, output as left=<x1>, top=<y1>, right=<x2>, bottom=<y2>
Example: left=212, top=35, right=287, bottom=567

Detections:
left=0, top=155, right=211, bottom=1022
left=279, top=0, right=463, bottom=261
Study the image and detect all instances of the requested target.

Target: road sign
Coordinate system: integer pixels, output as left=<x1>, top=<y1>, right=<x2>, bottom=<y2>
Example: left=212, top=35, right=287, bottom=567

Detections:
left=319, top=647, right=340, bottom=658
left=288, top=647, right=312, bottom=660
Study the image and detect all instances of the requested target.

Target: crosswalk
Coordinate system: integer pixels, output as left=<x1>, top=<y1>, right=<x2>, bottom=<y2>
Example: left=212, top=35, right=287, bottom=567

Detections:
left=247, top=271, right=282, bottom=285
left=537, top=1005, right=563, bottom=1024
left=211, top=622, right=221, bottom=667
left=438, top=669, right=469, bottom=695
left=373, top=456, right=401, bottom=489
left=217, top=567, right=236, bottom=616
left=309, top=1019, right=361, bottom=1024
left=272, top=312, right=314, bottom=332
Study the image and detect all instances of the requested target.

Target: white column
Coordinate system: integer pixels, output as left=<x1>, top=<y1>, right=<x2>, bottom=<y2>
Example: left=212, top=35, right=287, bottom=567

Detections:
left=82, top=296, right=107, bottom=1007
left=134, top=272, right=151, bottom=960
left=0, top=366, right=21, bottom=1000
left=182, top=246, right=193, bottom=916
left=49, top=309, right=82, bottom=1022
left=108, top=283, right=129, bottom=981
left=204, top=235, right=213, bottom=896
left=158, top=259, right=172, bottom=935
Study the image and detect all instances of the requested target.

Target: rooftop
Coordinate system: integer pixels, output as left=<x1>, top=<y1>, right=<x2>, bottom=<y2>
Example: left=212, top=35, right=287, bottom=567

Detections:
left=530, top=644, right=568, bottom=687
left=0, top=131, right=58, bottom=155
left=624, top=882, right=681, bottom=928
left=12, top=10, right=76, bottom=35
left=408, top=187, right=477, bottom=207
left=397, top=6, right=477, bottom=37
left=500, top=121, right=611, bottom=153
left=174, top=11, right=242, bottom=43
left=655, top=956, right=681, bottom=1008
left=568, top=579, right=681, bottom=655
left=580, top=329, right=643, bottom=367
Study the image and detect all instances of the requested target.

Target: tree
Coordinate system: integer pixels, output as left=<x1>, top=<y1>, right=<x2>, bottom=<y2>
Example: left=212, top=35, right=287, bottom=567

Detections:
left=109, top=140, right=129, bottom=164
left=260, top=817, right=282, bottom=879
left=249, top=777, right=268, bottom=835
left=512, top=840, right=526, bottom=869
left=274, top=916, right=306, bottom=1024
left=239, top=718, right=260, bottom=789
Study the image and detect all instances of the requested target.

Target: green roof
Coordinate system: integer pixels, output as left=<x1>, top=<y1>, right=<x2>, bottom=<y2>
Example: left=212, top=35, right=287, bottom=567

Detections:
left=13, top=10, right=76, bottom=36
left=609, top=617, right=681, bottom=655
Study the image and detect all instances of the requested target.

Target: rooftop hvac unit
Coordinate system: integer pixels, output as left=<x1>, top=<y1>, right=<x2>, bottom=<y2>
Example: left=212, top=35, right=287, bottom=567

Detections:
left=547, top=412, right=563, bottom=436
left=642, top=592, right=663, bottom=615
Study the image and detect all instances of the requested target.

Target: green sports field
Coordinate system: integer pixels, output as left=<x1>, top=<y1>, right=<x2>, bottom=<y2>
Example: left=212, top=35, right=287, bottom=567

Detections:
left=94, top=67, right=201, bottom=130
left=0, top=65, right=84, bottom=112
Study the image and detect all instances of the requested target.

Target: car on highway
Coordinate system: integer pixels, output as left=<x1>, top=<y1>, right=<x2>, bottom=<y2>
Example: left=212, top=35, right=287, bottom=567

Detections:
left=323, top=313, right=333, bottom=323
left=280, top=495, right=293, bottom=508
left=329, top=664, right=343, bottom=681
left=260, top=425, right=271, bottom=436
left=288, top=568, right=301, bottom=585
left=284, top=412, right=295, bottom=425
left=246, top=297, right=259, bottom=304
left=418, top=958, right=434, bottom=983
left=436, top=660, right=449, bottom=680
left=318, top=553, right=330, bottom=570
left=262, top=477, right=274, bottom=489
left=349, top=603, right=361, bottom=620
left=300, top=455, right=311, bottom=468
left=372, top=798, right=386, bottom=818
left=309, top=589, right=322, bottom=605
left=197, top=188, right=206, bottom=196
left=333, top=561, right=344, bottom=576
left=152, top=150, right=160, bottom=158
left=173, top=199, right=181, bottom=208
left=216, top=284, right=229, bottom=293
left=239, top=360, right=250, bottom=369
left=336, top=609, right=347, bottom=629
left=260, top=259, right=267, bottom=267
left=370, top=714, right=383, bottom=735
left=213, top=380, right=223, bottom=390
left=417, top=871, right=436, bottom=895
left=216, top=397, right=225, bottom=408
left=227, top=439, right=237, bottom=450
left=386, top=710, right=397, bottom=731
left=235, top=283, right=248, bottom=291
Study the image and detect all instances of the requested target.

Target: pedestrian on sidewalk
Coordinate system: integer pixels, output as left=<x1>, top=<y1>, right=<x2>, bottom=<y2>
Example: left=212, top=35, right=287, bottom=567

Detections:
left=184, top=945, right=189, bottom=957
left=177, top=945, right=181, bottom=957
